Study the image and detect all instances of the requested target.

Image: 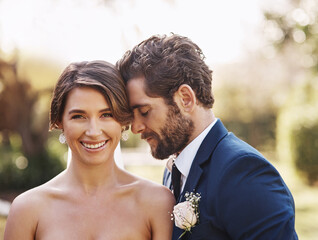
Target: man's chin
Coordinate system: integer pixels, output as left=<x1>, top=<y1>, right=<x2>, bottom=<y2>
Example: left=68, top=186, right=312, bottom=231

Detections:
left=148, top=139, right=171, bottom=159
left=152, top=155, right=168, bottom=160
left=150, top=148, right=170, bottom=160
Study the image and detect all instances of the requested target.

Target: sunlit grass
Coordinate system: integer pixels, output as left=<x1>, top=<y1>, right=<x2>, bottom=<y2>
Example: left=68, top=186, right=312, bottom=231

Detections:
left=0, top=216, right=6, bottom=239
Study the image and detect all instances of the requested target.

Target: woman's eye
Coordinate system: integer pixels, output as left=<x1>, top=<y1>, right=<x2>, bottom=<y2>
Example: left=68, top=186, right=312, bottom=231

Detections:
left=71, top=115, right=84, bottom=119
left=101, top=113, right=113, bottom=118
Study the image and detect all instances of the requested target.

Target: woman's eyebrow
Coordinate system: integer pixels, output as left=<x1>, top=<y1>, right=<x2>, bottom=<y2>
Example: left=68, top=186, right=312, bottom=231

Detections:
left=68, top=108, right=111, bottom=114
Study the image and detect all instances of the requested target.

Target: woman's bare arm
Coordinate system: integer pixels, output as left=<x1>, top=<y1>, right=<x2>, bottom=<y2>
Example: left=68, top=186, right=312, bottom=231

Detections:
left=4, top=191, right=39, bottom=240
left=147, top=185, right=175, bottom=240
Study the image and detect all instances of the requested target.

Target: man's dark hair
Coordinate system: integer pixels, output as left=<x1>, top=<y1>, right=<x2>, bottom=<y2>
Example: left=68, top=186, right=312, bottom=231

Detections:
left=117, top=33, right=214, bottom=107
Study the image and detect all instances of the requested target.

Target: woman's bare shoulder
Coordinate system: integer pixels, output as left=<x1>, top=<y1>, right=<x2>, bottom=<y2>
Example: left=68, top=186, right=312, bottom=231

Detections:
left=9, top=170, right=66, bottom=214
left=4, top=172, right=67, bottom=239
left=131, top=175, right=175, bottom=208
left=129, top=175, right=175, bottom=239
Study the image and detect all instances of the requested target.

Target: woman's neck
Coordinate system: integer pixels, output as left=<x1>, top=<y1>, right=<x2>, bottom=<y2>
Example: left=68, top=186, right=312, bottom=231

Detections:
left=66, top=157, right=120, bottom=195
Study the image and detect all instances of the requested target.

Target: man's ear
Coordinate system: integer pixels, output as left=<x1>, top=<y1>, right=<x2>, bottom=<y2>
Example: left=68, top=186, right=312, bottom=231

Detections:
left=174, top=84, right=196, bottom=112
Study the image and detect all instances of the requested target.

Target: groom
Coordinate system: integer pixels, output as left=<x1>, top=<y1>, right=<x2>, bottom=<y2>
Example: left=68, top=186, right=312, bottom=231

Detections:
left=117, top=34, right=298, bottom=239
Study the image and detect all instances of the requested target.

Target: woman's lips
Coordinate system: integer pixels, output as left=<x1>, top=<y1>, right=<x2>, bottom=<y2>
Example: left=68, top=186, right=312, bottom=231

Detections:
left=81, top=140, right=107, bottom=150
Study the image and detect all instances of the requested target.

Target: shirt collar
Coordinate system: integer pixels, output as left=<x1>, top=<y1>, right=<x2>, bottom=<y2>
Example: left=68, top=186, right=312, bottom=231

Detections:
left=174, top=118, right=218, bottom=179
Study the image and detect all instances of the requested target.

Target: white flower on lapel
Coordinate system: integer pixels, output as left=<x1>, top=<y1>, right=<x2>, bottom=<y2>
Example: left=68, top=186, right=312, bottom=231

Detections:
left=174, top=201, right=197, bottom=229
left=172, top=192, right=201, bottom=239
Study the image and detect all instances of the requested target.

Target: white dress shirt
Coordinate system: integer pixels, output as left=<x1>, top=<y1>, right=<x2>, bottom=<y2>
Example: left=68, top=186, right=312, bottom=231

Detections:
left=167, top=118, right=218, bottom=191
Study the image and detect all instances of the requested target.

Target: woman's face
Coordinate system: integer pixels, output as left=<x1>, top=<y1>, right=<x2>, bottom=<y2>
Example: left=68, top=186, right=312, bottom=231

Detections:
left=61, top=87, right=122, bottom=166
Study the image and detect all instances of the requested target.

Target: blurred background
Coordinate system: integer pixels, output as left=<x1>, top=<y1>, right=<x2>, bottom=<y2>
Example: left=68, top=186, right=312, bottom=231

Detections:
left=0, top=0, right=317, bottom=238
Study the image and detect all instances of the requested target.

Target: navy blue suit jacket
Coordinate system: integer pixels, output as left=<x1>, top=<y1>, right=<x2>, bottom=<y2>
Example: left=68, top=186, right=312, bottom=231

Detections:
left=163, top=120, right=298, bottom=240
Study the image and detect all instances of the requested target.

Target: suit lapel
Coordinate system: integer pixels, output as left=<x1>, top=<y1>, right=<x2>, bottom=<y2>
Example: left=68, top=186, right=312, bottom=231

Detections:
left=172, top=120, right=228, bottom=239
left=179, top=119, right=228, bottom=202
left=172, top=225, right=185, bottom=239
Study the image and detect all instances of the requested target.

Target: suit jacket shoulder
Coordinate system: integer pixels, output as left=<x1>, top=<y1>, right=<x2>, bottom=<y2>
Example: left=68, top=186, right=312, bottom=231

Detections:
left=173, top=119, right=298, bottom=240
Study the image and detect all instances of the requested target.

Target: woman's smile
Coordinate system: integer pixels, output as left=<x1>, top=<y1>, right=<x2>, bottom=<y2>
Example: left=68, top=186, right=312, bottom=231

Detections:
left=81, top=140, right=108, bottom=150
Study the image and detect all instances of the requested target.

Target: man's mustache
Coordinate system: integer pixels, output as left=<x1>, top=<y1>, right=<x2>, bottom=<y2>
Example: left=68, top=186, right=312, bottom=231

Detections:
left=141, top=132, right=159, bottom=140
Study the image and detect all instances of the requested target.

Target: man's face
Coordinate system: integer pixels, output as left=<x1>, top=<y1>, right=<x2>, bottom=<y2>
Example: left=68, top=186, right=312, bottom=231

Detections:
left=126, top=76, right=194, bottom=159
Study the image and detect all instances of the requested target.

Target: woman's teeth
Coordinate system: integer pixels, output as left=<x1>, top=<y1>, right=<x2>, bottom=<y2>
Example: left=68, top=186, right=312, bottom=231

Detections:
left=82, top=141, right=106, bottom=149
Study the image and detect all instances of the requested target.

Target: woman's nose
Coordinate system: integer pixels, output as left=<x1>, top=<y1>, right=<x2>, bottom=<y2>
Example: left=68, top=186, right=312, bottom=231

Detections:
left=85, top=119, right=102, bottom=137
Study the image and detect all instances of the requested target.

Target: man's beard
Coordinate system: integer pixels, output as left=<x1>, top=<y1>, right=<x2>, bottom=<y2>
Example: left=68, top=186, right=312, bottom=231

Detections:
left=142, top=103, right=194, bottom=160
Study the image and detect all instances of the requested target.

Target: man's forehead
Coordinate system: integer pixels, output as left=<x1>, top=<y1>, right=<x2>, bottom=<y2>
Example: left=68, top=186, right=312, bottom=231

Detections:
left=128, top=94, right=166, bottom=111
left=126, top=76, right=167, bottom=110
left=127, top=76, right=146, bottom=89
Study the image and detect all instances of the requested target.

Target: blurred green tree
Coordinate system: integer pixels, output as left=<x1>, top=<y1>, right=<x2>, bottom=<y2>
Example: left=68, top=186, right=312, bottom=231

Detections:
left=0, top=57, right=64, bottom=191
left=264, top=0, right=318, bottom=72
left=214, top=59, right=280, bottom=151
left=264, top=0, right=318, bottom=184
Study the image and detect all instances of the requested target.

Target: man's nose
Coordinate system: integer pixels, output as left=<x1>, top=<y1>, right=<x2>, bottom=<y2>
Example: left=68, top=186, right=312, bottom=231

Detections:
left=131, top=116, right=146, bottom=134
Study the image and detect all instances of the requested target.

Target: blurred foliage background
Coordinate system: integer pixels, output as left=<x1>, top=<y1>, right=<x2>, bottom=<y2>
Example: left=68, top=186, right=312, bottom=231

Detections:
left=0, top=57, right=66, bottom=190
left=0, top=0, right=318, bottom=239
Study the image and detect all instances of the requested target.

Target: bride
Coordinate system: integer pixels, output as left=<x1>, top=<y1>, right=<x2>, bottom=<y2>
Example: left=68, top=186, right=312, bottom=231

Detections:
left=4, top=60, right=175, bottom=240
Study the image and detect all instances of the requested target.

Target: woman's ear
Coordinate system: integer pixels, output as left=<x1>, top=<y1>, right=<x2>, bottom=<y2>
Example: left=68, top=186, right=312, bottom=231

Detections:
left=174, top=84, right=196, bottom=112
left=55, top=122, right=63, bottom=130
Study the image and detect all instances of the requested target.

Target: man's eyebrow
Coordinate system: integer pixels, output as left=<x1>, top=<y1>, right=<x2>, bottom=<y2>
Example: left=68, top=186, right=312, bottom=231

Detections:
left=130, top=104, right=149, bottom=110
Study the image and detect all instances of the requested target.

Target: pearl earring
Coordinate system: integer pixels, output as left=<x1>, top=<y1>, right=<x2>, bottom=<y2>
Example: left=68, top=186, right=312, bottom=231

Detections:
left=121, top=131, right=129, bottom=141
left=59, top=132, right=66, bottom=144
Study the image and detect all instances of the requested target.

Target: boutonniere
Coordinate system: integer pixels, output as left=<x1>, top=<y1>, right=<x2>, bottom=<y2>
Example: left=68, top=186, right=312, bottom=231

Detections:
left=172, top=191, right=201, bottom=239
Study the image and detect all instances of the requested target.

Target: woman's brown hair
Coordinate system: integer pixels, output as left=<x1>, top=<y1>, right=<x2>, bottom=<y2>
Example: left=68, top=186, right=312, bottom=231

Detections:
left=50, top=60, right=132, bottom=130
